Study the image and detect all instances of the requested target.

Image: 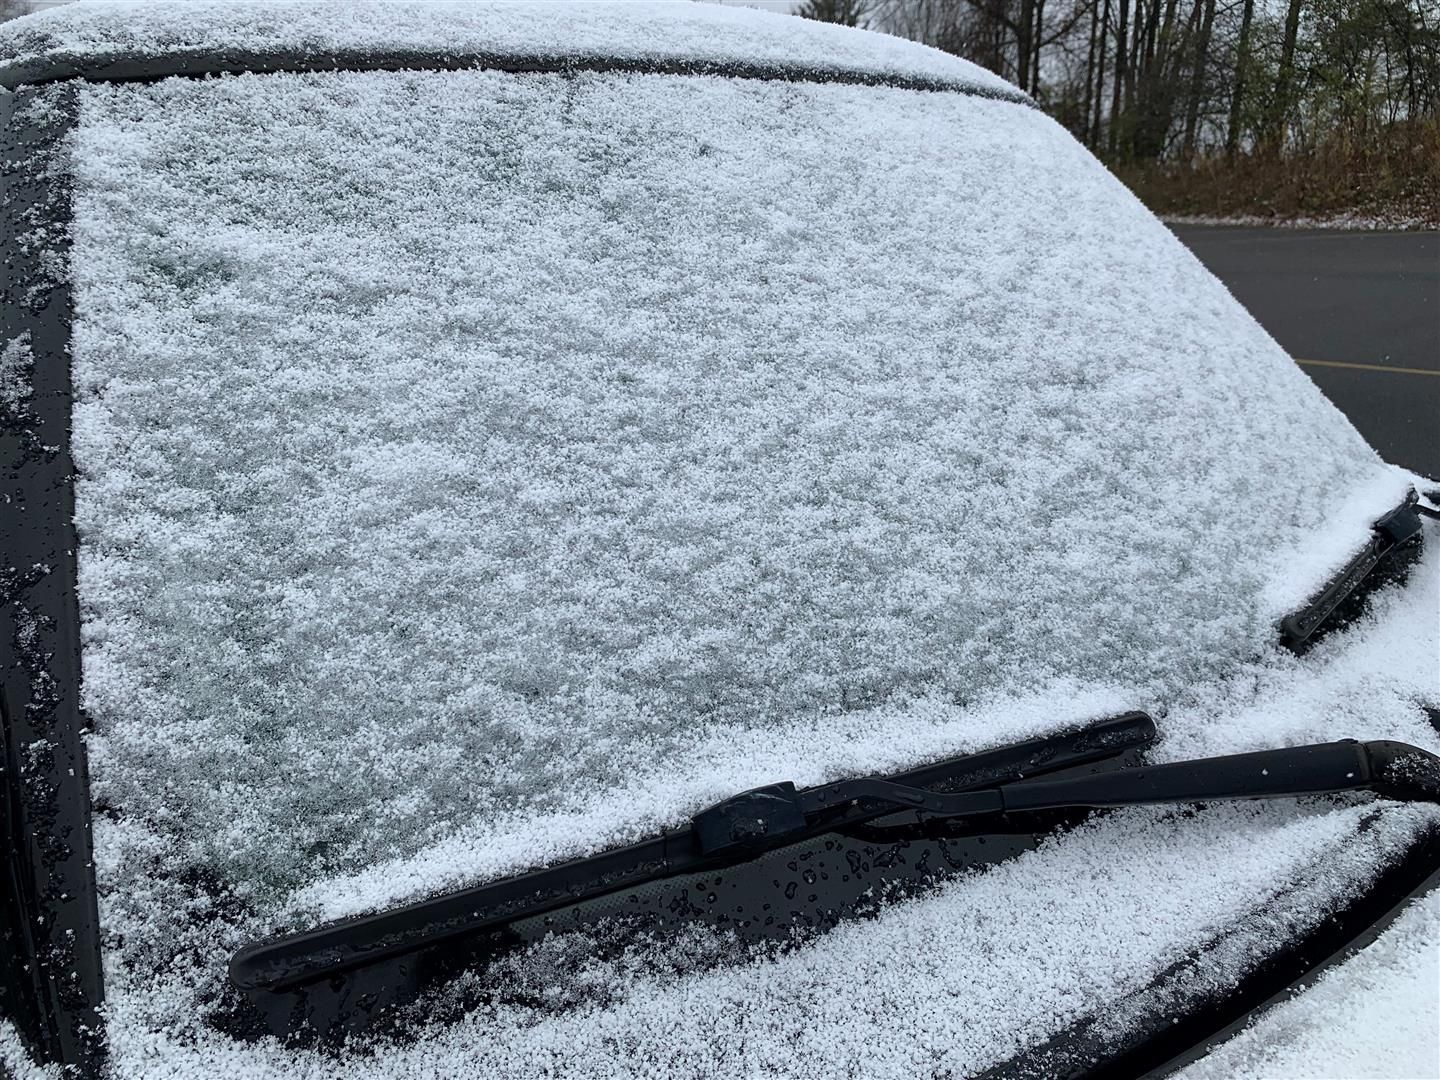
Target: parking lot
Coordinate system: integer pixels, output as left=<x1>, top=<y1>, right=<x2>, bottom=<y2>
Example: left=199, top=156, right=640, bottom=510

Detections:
left=1171, top=226, right=1439, bottom=479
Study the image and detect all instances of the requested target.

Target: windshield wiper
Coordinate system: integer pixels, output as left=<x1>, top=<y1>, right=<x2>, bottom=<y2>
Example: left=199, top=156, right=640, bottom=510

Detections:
left=231, top=714, right=1154, bottom=992
left=1280, top=489, right=1432, bottom=652
left=227, top=715, right=1440, bottom=1042
left=696, top=738, right=1439, bottom=855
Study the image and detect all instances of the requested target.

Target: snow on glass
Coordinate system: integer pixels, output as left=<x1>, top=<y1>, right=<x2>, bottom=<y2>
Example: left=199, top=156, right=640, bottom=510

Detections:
left=26, top=24, right=1433, bottom=1080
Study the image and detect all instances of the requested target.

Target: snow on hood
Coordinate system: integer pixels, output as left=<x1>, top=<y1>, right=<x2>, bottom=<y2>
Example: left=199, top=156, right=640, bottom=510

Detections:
left=0, top=0, right=1022, bottom=98
left=5, top=18, right=1433, bottom=1078
left=1176, top=886, right=1440, bottom=1080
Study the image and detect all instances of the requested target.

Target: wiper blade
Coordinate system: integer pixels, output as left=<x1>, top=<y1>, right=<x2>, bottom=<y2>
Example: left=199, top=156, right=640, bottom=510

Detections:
left=1280, top=490, right=1428, bottom=652
left=226, top=715, right=1440, bottom=1043
left=227, top=712, right=1157, bottom=1032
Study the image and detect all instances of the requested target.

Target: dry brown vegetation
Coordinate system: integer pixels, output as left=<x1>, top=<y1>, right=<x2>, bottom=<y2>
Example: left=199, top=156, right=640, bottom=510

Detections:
left=1117, top=118, right=1440, bottom=225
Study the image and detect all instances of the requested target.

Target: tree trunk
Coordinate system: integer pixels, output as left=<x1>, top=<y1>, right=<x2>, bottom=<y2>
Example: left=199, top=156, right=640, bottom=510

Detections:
left=1269, top=0, right=1304, bottom=154
left=1127, top=0, right=1144, bottom=105
left=1142, top=0, right=1161, bottom=72
left=1109, top=0, right=1129, bottom=156
left=1016, top=0, right=1035, bottom=92
left=1083, top=0, right=1100, bottom=142
left=1225, top=0, right=1254, bottom=157
left=1030, top=0, right=1046, bottom=96
left=1093, top=0, right=1112, bottom=146
left=1157, top=0, right=1181, bottom=70
left=1181, top=0, right=1215, bottom=158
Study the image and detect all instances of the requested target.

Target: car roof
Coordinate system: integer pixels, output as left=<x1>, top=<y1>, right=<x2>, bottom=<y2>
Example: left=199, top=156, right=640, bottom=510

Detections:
left=0, top=0, right=1026, bottom=97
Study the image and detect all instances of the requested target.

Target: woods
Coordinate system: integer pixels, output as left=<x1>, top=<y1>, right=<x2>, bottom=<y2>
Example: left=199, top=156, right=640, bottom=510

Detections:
left=800, top=0, right=1440, bottom=222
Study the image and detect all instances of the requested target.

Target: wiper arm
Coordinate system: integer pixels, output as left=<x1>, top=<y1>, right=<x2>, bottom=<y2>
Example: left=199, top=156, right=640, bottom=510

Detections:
left=228, top=714, right=1440, bottom=1045
left=231, top=712, right=1158, bottom=1000
left=697, top=739, right=1440, bottom=857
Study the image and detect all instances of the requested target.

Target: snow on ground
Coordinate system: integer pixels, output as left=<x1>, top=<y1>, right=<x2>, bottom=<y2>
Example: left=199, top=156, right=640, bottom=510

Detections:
left=1177, top=887, right=1440, bottom=1080
left=0, top=5, right=1429, bottom=1075
left=1162, top=212, right=1435, bottom=231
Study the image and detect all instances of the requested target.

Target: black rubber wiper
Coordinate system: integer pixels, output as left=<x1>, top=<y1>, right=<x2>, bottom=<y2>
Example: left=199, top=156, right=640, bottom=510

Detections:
left=1280, top=489, right=1433, bottom=652
left=226, top=714, right=1440, bottom=1042
left=231, top=713, right=1155, bottom=994
left=227, top=712, right=1157, bottom=1037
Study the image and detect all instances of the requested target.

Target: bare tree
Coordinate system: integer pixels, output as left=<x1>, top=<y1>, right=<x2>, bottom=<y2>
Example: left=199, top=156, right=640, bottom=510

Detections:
left=796, top=0, right=872, bottom=26
left=1182, top=0, right=1217, bottom=157
left=1268, top=0, right=1306, bottom=151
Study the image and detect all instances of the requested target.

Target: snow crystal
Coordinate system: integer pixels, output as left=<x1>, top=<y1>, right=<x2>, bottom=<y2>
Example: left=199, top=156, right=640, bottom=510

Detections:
left=1176, top=888, right=1440, bottom=1080
left=69, top=64, right=1412, bottom=916
left=0, top=332, right=32, bottom=415
left=0, top=0, right=1020, bottom=99
left=43, top=44, right=1440, bottom=1080
left=0, top=1021, right=61, bottom=1080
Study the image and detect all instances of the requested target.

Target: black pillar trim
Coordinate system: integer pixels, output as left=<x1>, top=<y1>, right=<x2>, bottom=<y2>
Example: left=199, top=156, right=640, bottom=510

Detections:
left=0, top=82, right=106, bottom=1076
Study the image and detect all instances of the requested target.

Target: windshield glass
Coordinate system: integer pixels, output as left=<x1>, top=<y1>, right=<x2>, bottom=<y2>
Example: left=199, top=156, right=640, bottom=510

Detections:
left=70, top=67, right=1408, bottom=932
left=50, top=60, right=1440, bottom=1080
left=67, top=67, right=1405, bottom=915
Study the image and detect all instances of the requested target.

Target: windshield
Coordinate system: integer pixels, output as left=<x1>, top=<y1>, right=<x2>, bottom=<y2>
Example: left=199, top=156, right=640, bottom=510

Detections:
left=59, top=67, right=1433, bottom=1074
left=69, top=69, right=1408, bottom=914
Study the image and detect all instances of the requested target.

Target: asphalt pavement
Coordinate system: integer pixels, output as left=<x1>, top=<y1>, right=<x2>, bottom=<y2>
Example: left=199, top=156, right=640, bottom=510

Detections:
left=1169, top=226, right=1438, bottom=479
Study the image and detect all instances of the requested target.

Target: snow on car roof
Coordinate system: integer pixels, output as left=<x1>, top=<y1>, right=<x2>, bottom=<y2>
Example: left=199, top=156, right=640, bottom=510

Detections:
left=0, top=0, right=1022, bottom=98
left=6, top=4, right=1435, bottom=1074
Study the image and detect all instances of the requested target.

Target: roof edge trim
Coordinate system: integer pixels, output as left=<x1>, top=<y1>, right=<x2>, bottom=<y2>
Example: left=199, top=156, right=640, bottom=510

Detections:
left=0, top=47, right=1035, bottom=102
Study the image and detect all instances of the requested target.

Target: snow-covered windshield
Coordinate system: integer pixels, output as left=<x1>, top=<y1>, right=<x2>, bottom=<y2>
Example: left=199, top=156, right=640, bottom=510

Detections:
left=29, top=41, right=1438, bottom=1078
left=70, top=68, right=1408, bottom=927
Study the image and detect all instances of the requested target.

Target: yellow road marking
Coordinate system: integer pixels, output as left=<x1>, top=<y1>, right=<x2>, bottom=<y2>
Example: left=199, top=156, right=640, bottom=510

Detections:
left=1295, top=357, right=1440, bottom=378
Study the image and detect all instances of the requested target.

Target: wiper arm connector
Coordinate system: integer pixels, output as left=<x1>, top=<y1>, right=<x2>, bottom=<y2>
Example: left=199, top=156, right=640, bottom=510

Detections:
left=693, top=779, right=1004, bottom=856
